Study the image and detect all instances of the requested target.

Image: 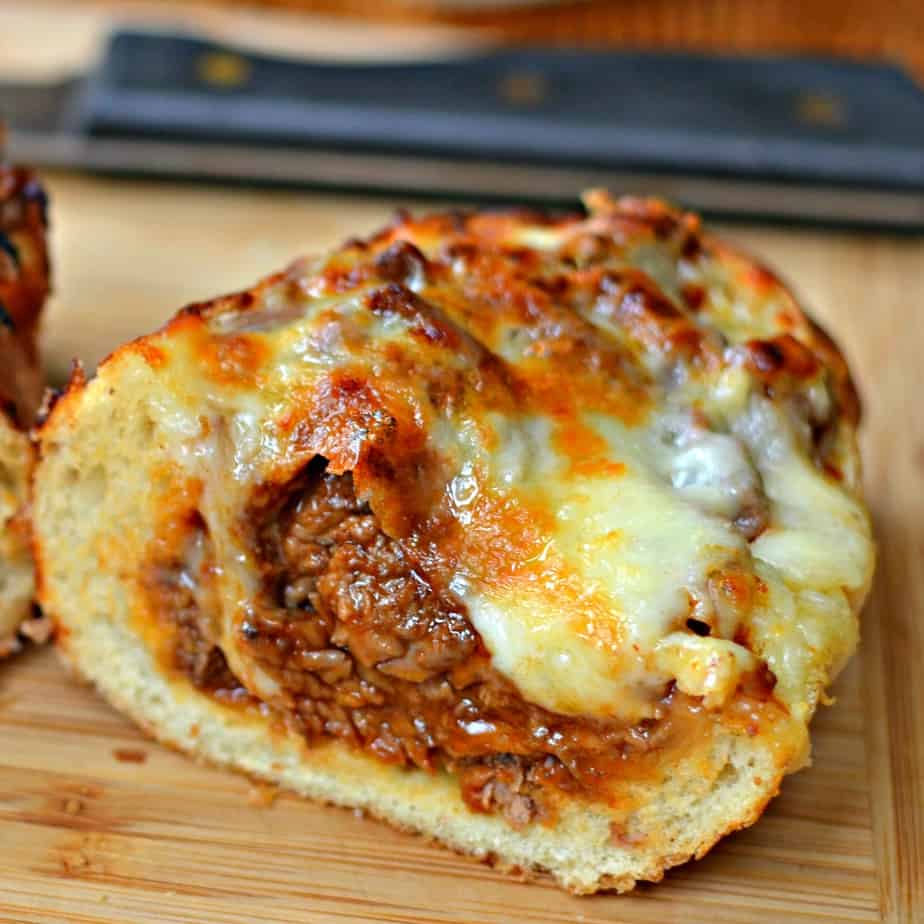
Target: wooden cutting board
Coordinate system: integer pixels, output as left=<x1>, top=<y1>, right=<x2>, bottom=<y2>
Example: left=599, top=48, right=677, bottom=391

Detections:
left=0, top=172, right=921, bottom=924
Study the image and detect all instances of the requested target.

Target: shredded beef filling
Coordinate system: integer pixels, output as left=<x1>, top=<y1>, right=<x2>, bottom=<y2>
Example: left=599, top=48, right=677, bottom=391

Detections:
left=155, top=462, right=690, bottom=827
left=149, top=551, right=242, bottom=698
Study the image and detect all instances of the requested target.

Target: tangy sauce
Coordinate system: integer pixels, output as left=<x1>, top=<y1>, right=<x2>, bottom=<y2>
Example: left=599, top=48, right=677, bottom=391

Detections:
left=144, top=459, right=786, bottom=830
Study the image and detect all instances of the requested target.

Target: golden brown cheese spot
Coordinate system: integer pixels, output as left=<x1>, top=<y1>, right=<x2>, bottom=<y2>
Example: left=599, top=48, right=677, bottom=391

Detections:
left=742, top=263, right=783, bottom=295
left=595, top=273, right=722, bottom=369
left=570, top=458, right=628, bottom=480
left=553, top=417, right=626, bottom=478
left=367, top=283, right=461, bottom=350
left=131, top=341, right=167, bottom=369
left=709, top=568, right=757, bottom=615
left=282, top=371, right=445, bottom=538
left=373, top=240, right=431, bottom=288
left=681, top=283, right=707, bottom=312
left=743, top=334, right=820, bottom=382
left=440, top=486, right=559, bottom=589
left=198, top=333, right=267, bottom=386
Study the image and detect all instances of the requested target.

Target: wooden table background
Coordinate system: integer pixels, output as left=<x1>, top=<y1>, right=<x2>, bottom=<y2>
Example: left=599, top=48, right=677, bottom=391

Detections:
left=27, top=0, right=924, bottom=81
left=211, top=0, right=924, bottom=82
left=1, top=4, right=923, bottom=922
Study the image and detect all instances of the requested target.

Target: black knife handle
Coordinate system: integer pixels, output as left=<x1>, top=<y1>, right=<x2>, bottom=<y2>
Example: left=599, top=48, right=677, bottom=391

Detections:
left=80, top=30, right=924, bottom=187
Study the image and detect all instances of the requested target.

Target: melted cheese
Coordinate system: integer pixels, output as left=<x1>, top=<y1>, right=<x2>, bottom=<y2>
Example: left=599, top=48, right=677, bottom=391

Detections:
left=449, top=410, right=752, bottom=720
left=135, top=197, right=874, bottom=727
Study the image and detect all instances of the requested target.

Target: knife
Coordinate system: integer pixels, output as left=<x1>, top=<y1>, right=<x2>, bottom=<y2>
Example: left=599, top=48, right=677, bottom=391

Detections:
left=2, top=29, right=924, bottom=228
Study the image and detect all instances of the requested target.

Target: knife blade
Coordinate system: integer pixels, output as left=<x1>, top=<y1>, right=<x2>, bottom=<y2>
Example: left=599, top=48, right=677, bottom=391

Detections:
left=2, top=29, right=924, bottom=228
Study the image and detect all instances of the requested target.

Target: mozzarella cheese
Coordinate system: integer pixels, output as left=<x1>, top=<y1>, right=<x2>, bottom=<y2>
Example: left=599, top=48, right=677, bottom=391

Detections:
left=126, top=195, right=874, bottom=726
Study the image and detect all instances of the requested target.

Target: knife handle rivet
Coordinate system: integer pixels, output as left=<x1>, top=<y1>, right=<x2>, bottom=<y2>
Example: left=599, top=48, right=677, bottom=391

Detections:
left=498, top=71, right=547, bottom=108
left=197, top=52, right=251, bottom=89
left=794, top=91, right=847, bottom=128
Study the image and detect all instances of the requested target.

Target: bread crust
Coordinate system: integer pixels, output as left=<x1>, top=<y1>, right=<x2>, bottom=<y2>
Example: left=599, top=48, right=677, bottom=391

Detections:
left=0, top=162, right=50, bottom=655
left=33, top=193, right=872, bottom=891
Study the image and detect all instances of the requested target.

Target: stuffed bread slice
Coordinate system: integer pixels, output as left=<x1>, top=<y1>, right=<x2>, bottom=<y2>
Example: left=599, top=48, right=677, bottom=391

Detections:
left=0, top=162, right=50, bottom=657
left=34, top=193, right=874, bottom=893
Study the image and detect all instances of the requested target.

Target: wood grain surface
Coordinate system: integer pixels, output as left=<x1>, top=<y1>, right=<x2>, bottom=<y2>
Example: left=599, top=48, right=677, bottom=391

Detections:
left=0, top=169, right=919, bottom=924
left=1, top=5, right=922, bottom=919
